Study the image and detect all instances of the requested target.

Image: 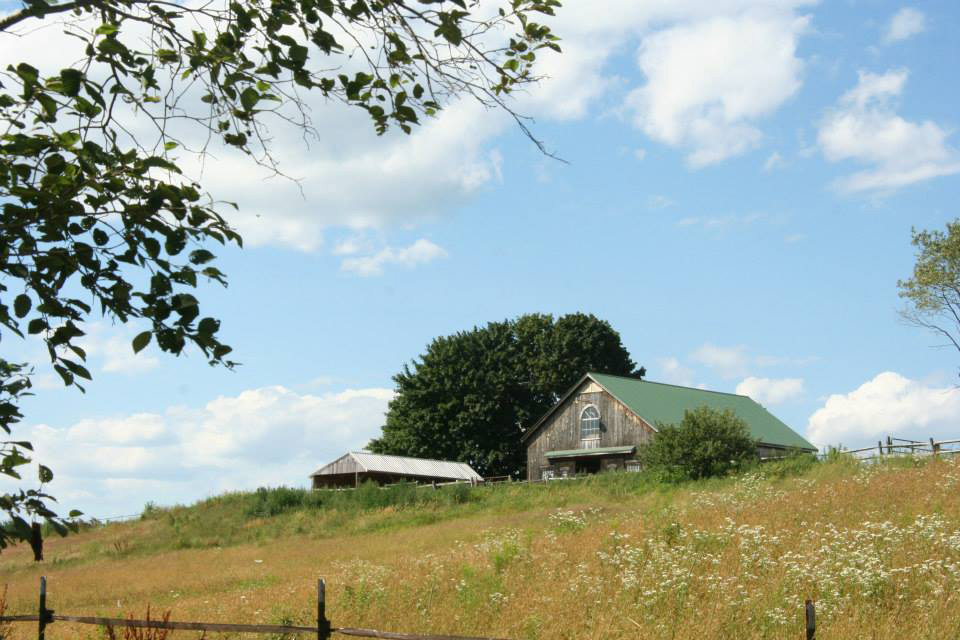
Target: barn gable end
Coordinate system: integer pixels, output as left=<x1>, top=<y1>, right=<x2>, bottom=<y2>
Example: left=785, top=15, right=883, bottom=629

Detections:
left=524, top=378, right=655, bottom=480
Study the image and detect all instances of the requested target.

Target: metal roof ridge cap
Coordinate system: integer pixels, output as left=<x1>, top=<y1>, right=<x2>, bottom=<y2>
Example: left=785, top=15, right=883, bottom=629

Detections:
left=351, top=451, right=476, bottom=467
left=590, top=371, right=752, bottom=399
left=348, top=451, right=369, bottom=473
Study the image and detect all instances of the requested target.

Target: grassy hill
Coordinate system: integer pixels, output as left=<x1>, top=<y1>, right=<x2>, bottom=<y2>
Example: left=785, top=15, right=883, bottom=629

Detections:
left=2, top=455, right=960, bottom=640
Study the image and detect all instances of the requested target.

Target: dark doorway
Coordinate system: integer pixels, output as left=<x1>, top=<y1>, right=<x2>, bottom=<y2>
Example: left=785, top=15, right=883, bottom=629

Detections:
left=575, top=458, right=601, bottom=475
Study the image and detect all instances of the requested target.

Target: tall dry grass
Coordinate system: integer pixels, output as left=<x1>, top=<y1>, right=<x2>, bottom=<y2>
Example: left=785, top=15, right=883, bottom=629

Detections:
left=2, top=456, right=960, bottom=639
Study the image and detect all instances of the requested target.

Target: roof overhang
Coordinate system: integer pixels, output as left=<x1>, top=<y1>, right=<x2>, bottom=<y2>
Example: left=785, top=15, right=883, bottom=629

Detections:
left=545, top=445, right=636, bottom=460
left=758, top=442, right=818, bottom=453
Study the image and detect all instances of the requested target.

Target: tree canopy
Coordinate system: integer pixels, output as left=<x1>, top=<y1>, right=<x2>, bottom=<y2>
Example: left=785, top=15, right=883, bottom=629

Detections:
left=898, top=220, right=960, bottom=360
left=368, top=313, right=644, bottom=477
left=639, top=406, right=757, bottom=481
left=0, top=0, right=562, bottom=552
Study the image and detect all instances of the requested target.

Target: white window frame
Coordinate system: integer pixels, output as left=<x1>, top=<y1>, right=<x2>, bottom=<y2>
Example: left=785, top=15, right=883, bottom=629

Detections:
left=580, top=404, right=601, bottom=442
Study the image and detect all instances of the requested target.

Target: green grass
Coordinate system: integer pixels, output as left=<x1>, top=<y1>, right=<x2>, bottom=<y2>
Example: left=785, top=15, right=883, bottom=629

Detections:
left=42, top=453, right=836, bottom=563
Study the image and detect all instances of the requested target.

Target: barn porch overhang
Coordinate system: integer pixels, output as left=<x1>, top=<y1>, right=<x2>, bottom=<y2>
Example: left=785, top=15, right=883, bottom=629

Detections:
left=545, top=445, right=636, bottom=460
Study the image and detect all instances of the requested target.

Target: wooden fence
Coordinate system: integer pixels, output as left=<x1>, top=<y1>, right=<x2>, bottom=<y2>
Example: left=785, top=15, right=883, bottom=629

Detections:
left=0, top=577, right=508, bottom=640
left=758, top=436, right=960, bottom=463
left=835, top=436, right=960, bottom=461
left=0, top=577, right=823, bottom=640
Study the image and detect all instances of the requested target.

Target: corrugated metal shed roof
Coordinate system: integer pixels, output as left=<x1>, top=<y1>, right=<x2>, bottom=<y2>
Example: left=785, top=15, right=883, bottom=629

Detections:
left=310, top=452, right=483, bottom=481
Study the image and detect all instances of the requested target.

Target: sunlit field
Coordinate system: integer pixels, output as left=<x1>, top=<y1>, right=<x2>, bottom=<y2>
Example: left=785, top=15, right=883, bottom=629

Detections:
left=3, top=455, right=960, bottom=640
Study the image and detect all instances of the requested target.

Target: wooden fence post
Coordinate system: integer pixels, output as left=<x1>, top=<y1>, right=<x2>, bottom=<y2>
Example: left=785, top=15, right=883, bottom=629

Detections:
left=317, top=579, right=331, bottom=640
left=931, top=437, right=940, bottom=456
left=38, top=576, right=53, bottom=640
left=878, top=440, right=883, bottom=456
left=804, top=599, right=815, bottom=640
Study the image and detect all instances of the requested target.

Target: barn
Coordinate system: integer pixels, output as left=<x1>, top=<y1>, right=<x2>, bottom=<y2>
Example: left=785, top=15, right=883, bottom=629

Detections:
left=310, top=451, right=483, bottom=488
left=522, top=372, right=817, bottom=481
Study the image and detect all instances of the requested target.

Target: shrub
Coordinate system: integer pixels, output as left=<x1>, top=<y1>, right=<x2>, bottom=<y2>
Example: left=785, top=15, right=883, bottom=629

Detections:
left=639, top=406, right=757, bottom=481
left=245, top=486, right=310, bottom=518
left=763, top=450, right=818, bottom=480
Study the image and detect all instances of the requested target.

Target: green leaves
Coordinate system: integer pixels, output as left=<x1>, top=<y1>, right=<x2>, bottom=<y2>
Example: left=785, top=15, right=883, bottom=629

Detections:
left=58, top=68, right=83, bottom=97
left=240, top=87, right=260, bottom=111
left=95, top=23, right=119, bottom=36
left=899, top=220, right=960, bottom=356
left=370, top=314, right=637, bottom=477
left=132, top=331, right=152, bottom=353
left=640, top=407, right=757, bottom=481
left=13, top=294, right=31, bottom=318
left=0, top=0, right=562, bottom=556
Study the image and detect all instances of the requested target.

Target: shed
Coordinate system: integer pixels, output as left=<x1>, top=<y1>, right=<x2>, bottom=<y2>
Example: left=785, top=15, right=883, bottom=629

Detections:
left=310, top=451, right=483, bottom=488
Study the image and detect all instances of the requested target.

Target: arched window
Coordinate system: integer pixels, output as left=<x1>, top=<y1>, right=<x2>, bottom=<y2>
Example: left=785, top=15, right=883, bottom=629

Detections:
left=580, top=405, right=600, bottom=441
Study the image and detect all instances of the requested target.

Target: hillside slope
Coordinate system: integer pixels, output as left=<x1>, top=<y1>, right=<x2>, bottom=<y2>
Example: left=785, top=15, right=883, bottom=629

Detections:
left=2, top=456, right=960, bottom=640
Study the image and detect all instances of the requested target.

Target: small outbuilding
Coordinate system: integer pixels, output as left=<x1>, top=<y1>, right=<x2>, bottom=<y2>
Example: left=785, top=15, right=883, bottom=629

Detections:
left=310, top=451, right=483, bottom=488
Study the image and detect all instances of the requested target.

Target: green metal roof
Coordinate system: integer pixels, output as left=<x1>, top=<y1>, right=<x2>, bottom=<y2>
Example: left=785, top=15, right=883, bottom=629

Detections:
left=587, top=372, right=817, bottom=451
left=546, top=445, right=637, bottom=460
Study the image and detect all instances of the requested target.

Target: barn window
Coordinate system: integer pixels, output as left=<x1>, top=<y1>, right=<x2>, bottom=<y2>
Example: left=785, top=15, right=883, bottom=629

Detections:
left=580, top=405, right=600, bottom=441
left=625, top=461, right=642, bottom=473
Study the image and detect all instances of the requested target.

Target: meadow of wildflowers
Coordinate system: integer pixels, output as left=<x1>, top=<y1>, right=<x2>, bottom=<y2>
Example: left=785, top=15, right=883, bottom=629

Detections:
left=2, top=456, right=960, bottom=639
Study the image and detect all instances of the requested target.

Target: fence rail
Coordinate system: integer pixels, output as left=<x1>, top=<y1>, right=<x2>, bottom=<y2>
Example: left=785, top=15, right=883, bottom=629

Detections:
left=0, top=577, right=510, bottom=640
left=758, top=436, right=960, bottom=463
left=0, top=576, right=825, bottom=639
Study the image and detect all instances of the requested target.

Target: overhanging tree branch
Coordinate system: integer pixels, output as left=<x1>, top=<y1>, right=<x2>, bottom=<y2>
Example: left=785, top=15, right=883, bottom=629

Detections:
left=0, top=0, right=564, bottom=552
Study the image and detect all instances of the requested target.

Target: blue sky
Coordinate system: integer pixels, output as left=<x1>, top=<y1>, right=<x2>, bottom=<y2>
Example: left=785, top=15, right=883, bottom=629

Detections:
left=3, top=0, right=960, bottom=518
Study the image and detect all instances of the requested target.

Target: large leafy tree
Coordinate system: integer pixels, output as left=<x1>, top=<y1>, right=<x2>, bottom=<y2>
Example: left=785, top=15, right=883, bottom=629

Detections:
left=368, top=313, right=644, bottom=476
left=898, top=220, right=960, bottom=360
left=0, top=0, right=562, bottom=551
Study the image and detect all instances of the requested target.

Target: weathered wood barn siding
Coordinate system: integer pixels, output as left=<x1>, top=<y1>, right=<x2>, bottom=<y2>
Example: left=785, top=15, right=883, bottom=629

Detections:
left=321, top=454, right=362, bottom=475
left=525, top=380, right=656, bottom=480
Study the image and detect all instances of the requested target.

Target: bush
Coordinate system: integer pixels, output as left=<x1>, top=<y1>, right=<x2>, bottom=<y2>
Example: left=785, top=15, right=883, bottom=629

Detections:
left=639, top=406, right=757, bottom=481
left=763, top=450, right=818, bottom=480
left=245, top=486, right=310, bottom=518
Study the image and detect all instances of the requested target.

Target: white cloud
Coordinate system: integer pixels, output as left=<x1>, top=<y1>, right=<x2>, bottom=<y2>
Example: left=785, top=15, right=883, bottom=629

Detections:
left=884, top=8, right=926, bottom=44
left=332, top=237, right=364, bottom=256
left=818, top=69, right=960, bottom=193
left=647, top=195, right=675, bottom=210
left=624, top=8, right=810, bottom=166
left=0, top=2, right=820, bottom=255
left=199, top=101, right=509, bottom=252
left=736, top=376, right=804, bottom=405
left=633, top=148, right=647, bottom=161
left=807, top=372, right=960, bottom=448
left=340, top=239, right=448, bottom=277
left=692, top=344, right=750, bottom=378
left=77, top=323, right=159, bottom=375
left=3, top=384, right=394, bottom=516
left=657, top=357, right=695, bottom=387
left=675, top=211, right=785, bottom=231
left=691, top=343, right=813, bottom=379
left=763, top=151, right=786, bottom=171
